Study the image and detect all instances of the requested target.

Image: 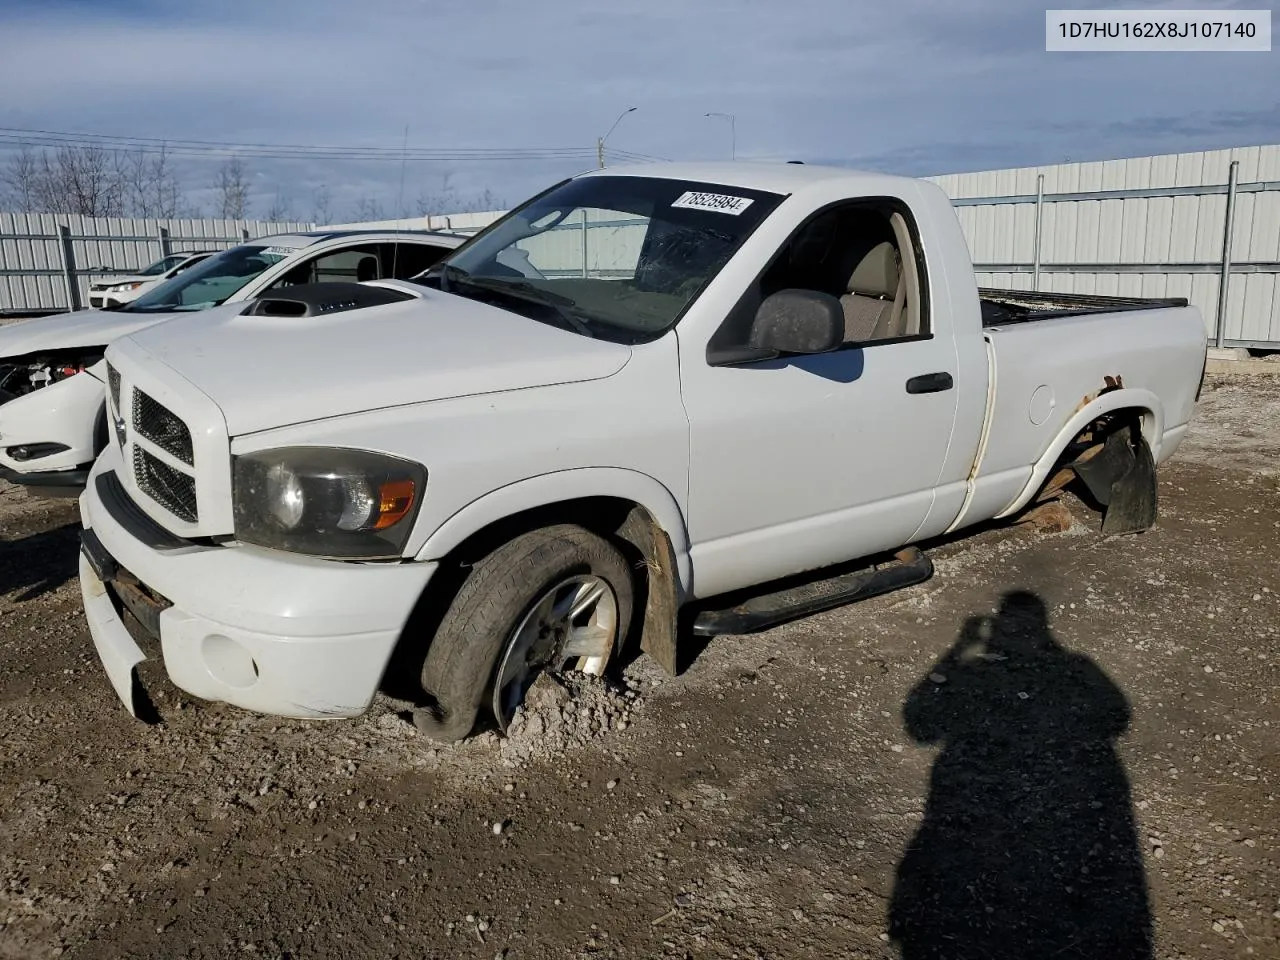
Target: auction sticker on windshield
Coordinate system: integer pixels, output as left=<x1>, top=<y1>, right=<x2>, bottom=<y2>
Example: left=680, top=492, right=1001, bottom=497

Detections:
left=671, top=191, right=755, bottom=215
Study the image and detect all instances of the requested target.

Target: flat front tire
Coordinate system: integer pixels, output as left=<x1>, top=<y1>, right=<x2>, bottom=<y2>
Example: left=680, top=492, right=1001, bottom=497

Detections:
left=413, top=524, right=634, bottom=742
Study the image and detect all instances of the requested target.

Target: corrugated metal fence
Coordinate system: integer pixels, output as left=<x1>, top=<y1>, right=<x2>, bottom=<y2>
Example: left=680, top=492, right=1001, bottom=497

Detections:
left=0, top=213, right=313, bottom=315
left=928, top=144, right=1280, bottom=349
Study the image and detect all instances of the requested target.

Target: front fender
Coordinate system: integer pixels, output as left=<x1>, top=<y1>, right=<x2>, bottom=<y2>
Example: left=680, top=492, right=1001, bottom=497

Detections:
left=0, top=367, right=108, bottom=474
left=413, top=467, right=694, bottom=593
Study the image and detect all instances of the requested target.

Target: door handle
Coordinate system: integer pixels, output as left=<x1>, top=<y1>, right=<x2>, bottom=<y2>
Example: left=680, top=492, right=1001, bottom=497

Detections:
left=906, top=372, right=954, bottom=394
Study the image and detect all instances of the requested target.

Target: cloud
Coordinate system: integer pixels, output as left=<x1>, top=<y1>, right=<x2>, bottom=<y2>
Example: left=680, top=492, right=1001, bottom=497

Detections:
left=1092, top=104, right=1280, bottom=140
left=0, top=0, right=1272, bottom=216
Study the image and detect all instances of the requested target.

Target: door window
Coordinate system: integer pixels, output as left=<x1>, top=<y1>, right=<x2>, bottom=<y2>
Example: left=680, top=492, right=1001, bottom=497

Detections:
left=390, top=241, right=453, bottom=279
left=710, top=202, right=929, bottom=357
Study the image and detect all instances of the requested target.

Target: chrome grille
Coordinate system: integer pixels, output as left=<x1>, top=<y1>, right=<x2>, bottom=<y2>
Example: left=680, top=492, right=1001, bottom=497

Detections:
left=133, top=446, right=198, bottom=523
left=133, top=389, right=194, bottom=466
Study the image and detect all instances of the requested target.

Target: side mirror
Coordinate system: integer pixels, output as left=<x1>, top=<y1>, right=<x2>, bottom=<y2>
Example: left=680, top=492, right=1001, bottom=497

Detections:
left=748, top=288, right=844, bottom=356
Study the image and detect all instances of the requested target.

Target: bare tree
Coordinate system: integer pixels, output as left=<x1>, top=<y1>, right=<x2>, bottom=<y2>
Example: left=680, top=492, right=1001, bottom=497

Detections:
left=213, top=156, right=250, bottom=219
left=29, top=146, right=123, bottom=217
left=3, top=146, right=507, bottom=223
left=417, top=188, right=504, bottom=216
left=415, top=171, right=458, bottom=217
left=415, top=173, right=503, bottom=217
left=118, top=145, right=183, bottom=218
left=352, top=196, right=384, bottom=221
left=469, top=188, right=503, bottom=213
left=265, top=191, right=295, bottom=221
left=414, top=191, right=453, bottom=217
left=310, top=183, right=333, bottom=225
left=1, top=145, right=41, bottom=211
left=3, top=144, right=204, bottom=217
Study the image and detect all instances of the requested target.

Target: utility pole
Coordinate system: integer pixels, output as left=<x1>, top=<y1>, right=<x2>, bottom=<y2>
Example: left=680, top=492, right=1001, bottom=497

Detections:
left=705, top=112, right=735, bottom=160
left=597, top=106, right=637, bottom=168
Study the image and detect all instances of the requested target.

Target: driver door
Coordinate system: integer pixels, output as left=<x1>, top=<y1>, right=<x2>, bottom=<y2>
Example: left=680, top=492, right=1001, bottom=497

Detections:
left=678, top=200, right=960, bottom=599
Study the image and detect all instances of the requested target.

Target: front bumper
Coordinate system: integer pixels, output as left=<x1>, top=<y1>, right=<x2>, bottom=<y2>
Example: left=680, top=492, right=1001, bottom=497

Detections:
left=0, top=368, right=105, bottom=478
left=78, top=450, right=438, bottom=721
left=89, top=286, right=140, bottom=308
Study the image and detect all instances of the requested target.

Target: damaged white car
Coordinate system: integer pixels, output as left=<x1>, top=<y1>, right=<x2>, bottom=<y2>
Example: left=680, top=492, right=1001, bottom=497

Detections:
left=0, top=229, right=463, bottom=493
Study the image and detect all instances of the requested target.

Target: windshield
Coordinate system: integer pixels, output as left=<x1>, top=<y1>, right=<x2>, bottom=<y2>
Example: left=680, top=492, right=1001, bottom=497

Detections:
left=136, top=254, right=186, bottom=277
left=419, top=176, right=785, bottom=342
left=123, top=244, right=296, bottom=313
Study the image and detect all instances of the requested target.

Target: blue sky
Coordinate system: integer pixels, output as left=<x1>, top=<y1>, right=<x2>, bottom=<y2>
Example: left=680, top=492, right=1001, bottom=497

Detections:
left=0, top=0, right=1274, bottom=220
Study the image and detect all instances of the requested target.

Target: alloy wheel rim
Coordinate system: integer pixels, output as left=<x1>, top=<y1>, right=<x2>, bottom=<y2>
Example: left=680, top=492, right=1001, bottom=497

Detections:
left=491, top=574, right=618, bottom=731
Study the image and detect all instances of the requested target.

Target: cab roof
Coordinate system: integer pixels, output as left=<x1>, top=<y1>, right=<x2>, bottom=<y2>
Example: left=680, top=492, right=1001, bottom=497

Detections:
left=246, top=229, right=465, bottom=249
left=577, top=160, right=924, bottom=198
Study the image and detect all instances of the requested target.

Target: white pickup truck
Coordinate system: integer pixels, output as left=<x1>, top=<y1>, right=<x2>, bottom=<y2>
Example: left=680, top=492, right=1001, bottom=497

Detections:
left=77, top=161, right=1208, bottom=740
left=0, top=229, right=463, bottom=493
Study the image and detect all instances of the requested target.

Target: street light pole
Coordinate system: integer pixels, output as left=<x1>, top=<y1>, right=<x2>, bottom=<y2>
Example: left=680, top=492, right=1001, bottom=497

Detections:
left=597, top=106, right=637, bottom=168
left=705, top=112, right=735, bottom=160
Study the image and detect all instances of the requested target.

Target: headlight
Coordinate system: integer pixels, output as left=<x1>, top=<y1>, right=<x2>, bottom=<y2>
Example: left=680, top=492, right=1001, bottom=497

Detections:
left=110, top=282, right=143, bottom=292
left=232, top=447, right=426, bottom=559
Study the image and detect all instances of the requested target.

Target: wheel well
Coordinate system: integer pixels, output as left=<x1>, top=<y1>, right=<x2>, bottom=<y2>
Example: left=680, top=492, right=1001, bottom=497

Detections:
left=437, top=496, right=647, bottom=567
left=1060, top=406, right=1148, bottom=463
left=379, top=496, right=681, bottom=702
left=1029, top=405, right=1151, bottom=509
left=436, top=496, right=664, bottom=657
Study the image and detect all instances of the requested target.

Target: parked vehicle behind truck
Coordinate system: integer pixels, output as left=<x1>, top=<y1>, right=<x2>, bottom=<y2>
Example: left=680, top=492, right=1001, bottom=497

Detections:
left=76, top=161, right=1208, bottom=740
left=88, top=251, right=214, bottom=309
left=0, top=229, right=463, bottom=492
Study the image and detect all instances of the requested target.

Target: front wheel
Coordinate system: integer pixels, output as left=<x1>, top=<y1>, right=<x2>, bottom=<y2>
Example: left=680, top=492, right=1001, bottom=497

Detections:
left=413, top=524, right=634, bottom=742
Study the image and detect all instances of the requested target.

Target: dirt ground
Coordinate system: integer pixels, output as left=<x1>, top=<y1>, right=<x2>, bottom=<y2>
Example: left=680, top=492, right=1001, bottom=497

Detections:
left=1, top=373, right=1277, bottom=960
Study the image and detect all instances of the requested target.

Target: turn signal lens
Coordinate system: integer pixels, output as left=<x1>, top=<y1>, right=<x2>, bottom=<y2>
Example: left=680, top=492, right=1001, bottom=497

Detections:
left=375, top=479, right=417, bottom=529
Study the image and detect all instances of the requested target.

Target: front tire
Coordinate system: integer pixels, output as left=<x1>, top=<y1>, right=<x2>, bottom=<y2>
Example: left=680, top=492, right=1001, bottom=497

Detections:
left=413, top=524, right=634, bottom=742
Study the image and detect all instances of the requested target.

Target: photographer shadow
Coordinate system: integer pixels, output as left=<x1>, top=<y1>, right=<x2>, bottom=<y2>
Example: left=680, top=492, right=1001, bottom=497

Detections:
left=889, top=590, right=1152, bottom=960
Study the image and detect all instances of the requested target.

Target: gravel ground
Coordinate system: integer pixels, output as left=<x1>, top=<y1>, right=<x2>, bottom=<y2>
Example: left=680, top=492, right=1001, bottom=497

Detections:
left=0, top=374, right=1277, bottom=960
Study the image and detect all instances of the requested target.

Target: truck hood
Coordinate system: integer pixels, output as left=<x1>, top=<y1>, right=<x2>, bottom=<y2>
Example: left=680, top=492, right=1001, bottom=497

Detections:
left=117, top=288, right=633, bottom=436
left=0, top=304, right=226, bottom=359
left=0, top=282, right=431, bottom=360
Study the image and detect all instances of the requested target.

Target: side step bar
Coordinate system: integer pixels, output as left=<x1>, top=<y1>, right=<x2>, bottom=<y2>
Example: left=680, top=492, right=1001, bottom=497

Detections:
left=690, top=547, right=934, bottom=637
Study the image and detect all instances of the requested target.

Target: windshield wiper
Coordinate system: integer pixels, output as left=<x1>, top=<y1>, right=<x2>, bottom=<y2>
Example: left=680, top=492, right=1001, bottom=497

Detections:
left=460, top=275, right=576, bottom=306
left=451, top=276, right=597, bottom=338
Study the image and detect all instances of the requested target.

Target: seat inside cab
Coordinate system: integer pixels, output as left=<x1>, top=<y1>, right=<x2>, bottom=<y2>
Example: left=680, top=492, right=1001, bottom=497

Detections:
left=763, top=205, right=925, bottom=344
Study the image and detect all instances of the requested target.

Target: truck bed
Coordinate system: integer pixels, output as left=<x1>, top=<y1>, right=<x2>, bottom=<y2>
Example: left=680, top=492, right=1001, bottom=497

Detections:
left=978, top=288, right=1189, bottom=327
left=948, top=292, right=1206, bottom=533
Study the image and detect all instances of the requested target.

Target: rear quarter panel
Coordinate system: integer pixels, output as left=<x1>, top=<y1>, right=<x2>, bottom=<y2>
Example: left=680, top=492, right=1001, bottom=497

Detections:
left=959, top=305, right=1206, bottom=525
